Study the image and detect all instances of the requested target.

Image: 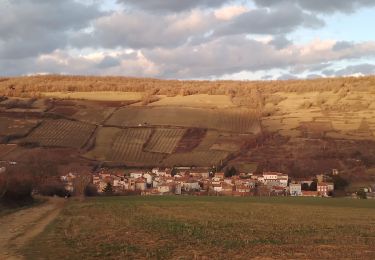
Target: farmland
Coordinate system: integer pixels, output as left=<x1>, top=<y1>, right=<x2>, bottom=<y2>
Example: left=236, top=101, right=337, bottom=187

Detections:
left=0, top=75, right=374, bottom=180
left=161, top=150, right=229, bottom=167
left=0, top=117, right=40, bottom=141
left=150, top=94, right=235, bottom=108
left=84, top=127, right=122, bottom=161
left=22, top=196, right=375, bottom=259
left=106, top=107, right=261, bottom=134
left=0, top=144, right=17, bottom=159
left=107, top=128, right=165, bottom=166
left=144, top=128, right=186, bottom=154
left=22, top=119, right=96, bottom=149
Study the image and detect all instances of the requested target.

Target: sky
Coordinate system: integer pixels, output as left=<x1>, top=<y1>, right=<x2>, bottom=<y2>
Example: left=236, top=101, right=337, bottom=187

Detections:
left=1, top=0, right=375, bottom=80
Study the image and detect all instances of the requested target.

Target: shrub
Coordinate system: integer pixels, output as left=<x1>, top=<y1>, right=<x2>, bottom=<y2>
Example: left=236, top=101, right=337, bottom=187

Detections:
left=84, top=184, right=98, bottom=197
left=37, top=182, right=70, bottom=197
left=0, top=168, right=34, bottom=205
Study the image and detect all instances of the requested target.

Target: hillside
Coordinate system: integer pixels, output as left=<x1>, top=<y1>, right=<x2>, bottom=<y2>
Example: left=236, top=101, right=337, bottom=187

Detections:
left=0, top=75, right=375, bottom=187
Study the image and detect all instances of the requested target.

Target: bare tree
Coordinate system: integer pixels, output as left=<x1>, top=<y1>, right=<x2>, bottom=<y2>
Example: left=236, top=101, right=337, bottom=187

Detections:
left=73, top=173, right=91, bottom=200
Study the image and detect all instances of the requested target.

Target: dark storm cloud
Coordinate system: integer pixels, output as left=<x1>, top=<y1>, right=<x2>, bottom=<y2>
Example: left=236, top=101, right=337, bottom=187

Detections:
left=117, top=0, right=229, bottom=12
left=253, top=0, right=375, bottom=14
left=0, top=0, right=103, bottom=59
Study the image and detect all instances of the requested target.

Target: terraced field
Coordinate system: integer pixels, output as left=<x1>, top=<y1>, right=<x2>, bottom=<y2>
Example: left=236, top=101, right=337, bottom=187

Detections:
left=23, top=119, right=96, bottom=148
left=144, top=128, right=186, bottom=154
left=71, top=107, right=116, bottom=125
left=0, top=144, right=17, bottom=158
left=0, top=117, right=40, bottom=140
left=108, top=128, right=165, bottom=166
left=106, top=107, right=260, bottom=134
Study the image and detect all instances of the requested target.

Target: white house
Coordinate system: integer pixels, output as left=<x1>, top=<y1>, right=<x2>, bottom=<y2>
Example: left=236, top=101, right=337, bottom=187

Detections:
left=158, top=185, right=170, bottom=193
left=182, top=181, right=200, bottom=191
left=289, top=183, right=302, bottom=196
left=143, top=173, right=153, bottom=185
left=130, top=172, right=143, bottom=179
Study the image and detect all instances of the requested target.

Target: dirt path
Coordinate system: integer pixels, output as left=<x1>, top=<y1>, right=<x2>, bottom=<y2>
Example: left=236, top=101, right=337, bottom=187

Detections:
left=0, top=197, right=65, bottom=260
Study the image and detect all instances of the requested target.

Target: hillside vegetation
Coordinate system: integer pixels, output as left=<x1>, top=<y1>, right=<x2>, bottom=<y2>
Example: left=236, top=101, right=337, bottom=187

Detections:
left=0, top=75, right=374, bottom=184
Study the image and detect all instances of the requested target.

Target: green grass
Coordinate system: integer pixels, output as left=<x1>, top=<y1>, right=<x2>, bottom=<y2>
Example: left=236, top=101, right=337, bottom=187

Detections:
left=23, top=196, right=375, bottom=259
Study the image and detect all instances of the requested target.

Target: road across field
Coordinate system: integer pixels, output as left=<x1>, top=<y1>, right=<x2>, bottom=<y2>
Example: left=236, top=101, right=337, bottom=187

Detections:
left=0, top=198, right=65, bottom=259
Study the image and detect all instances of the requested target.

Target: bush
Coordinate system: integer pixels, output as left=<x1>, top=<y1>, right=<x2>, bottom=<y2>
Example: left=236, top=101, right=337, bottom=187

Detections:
left=38, top=182, right=70, bottom=197
left=84, top=184, right=98, bottom=197
left=0, top=169, right=34, bottom=205
left=3, top=98, right=35, bottom=109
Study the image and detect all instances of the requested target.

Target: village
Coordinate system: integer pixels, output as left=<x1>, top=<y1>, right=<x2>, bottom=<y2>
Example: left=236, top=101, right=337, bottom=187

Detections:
left=60, top=167, right=342, bottom=198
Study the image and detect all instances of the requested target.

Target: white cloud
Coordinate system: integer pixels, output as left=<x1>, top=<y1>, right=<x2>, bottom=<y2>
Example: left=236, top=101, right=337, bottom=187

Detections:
left=214, top=5, right=249, bottom=21
left=0, top=0, right=375, bottom=79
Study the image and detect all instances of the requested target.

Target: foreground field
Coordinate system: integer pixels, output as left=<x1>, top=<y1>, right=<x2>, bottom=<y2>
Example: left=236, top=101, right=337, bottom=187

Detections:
left=23, top=196, right=375, bottom=259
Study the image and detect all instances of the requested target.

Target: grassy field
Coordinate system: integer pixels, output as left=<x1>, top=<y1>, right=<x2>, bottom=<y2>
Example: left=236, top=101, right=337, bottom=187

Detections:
left=22, top=196, right=375, bottom=259
left=42, top=91, right=144, bottom=101
left=23, top=119, right=96, bottom=149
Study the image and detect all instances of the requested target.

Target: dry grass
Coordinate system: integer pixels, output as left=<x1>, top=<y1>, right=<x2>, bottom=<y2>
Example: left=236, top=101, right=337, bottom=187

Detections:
left=151, top=94, right=235, bottom=108
left=41, top=91, right=143, bottom=101
left=22, top=196, right=375, bottom=260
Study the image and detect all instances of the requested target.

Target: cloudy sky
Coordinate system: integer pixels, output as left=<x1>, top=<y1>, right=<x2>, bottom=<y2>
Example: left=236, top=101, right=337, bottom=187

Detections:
left=1, top=0, right=375, bottom=80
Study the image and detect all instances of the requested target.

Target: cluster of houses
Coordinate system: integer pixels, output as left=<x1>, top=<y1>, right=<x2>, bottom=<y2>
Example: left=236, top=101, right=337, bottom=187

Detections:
left=60, top=167, right=338, bottom=197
